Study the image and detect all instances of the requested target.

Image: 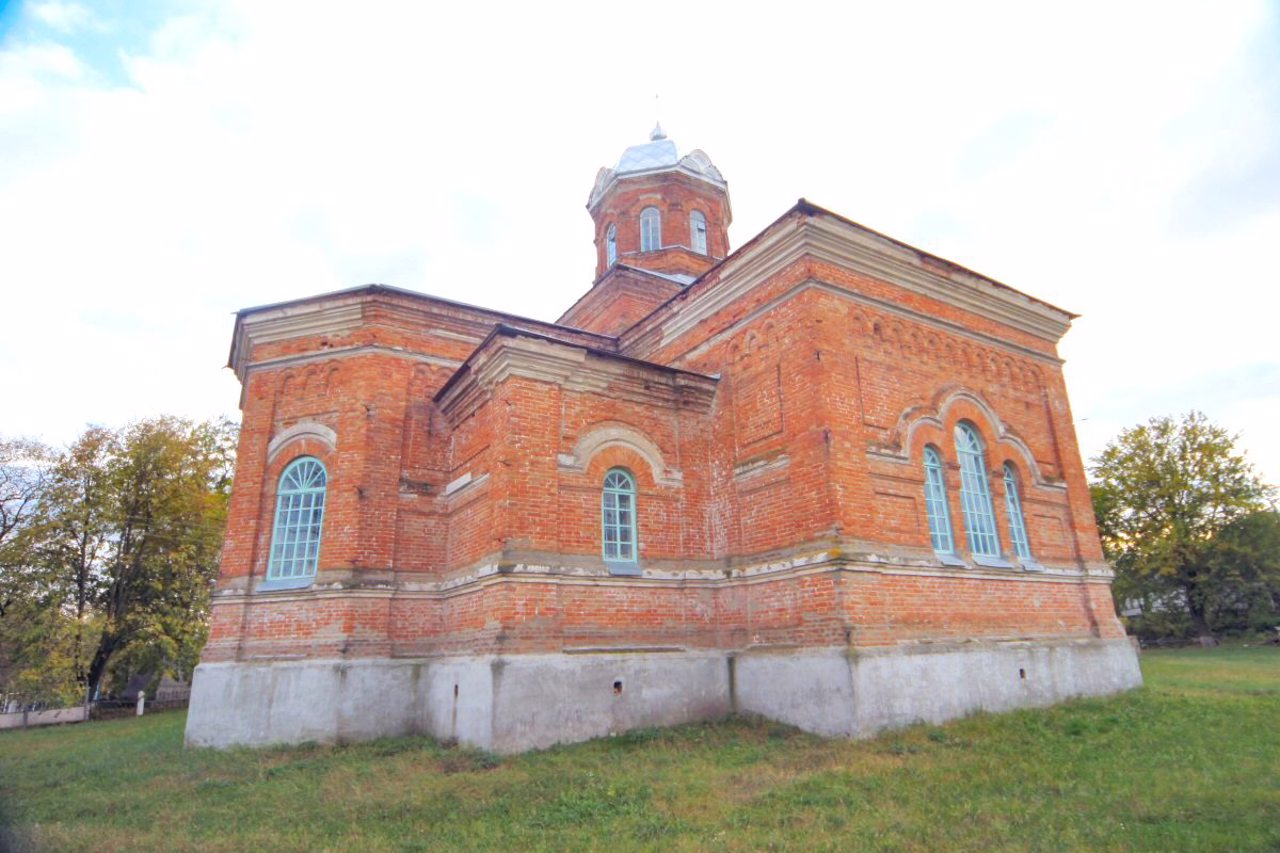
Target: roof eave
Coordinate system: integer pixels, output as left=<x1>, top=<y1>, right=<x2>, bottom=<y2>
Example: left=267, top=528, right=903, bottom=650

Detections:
left=587, top=163, right=729, bottom=213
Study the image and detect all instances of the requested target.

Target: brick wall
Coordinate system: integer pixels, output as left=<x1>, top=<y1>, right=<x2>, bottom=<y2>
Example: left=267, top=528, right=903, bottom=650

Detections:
left=558, top=267, right=682, bottom=336
left=206, top=207, right=1125, bottom=667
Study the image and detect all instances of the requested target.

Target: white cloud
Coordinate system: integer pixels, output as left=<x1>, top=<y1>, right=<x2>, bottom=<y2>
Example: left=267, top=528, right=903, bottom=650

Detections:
left=0, top=40, right=83, bottom=80
left=28, top=1, right=93, bottom=33
left=1, top=0, right=1277, bottom=487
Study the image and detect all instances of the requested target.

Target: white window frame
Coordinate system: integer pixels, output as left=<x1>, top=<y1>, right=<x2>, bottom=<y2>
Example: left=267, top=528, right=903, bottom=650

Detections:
left=1003, top=462, right=1033, bottom=561
left=923, top=446, right=955, bottom=556
left=606, top=223, right=617, bottom=267
left=266, top=456, right=327, bottom=587
left=640, top=207, right=661, bottom=252
left=602, top=468, right=639, bottom=573
left=690, top=210, right=707, bottom=255
left=955, top=423, right=1003, bottom=561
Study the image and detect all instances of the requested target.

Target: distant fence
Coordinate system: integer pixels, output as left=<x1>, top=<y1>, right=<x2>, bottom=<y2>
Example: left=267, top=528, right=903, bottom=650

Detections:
left=155, top=683, right=192, bottom=707
left=2, top=693, right=62, bottom=714
left=88, top=698, right=138, bottom=721
left=89, top=689, right=190, bottom=721
left=0, top=705, right=89, bottom=730
left=1, top=685, right=191, bottom=729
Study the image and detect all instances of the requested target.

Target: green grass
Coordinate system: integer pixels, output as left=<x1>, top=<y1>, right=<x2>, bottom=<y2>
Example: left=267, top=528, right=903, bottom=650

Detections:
left=1, top=646, right=1277, bottom=851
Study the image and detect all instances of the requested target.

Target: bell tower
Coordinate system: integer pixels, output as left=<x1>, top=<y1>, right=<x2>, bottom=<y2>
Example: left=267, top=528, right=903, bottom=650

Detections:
left=587, top=125, right=732, bottom=281
left=559, top=127, right=733, bottom=335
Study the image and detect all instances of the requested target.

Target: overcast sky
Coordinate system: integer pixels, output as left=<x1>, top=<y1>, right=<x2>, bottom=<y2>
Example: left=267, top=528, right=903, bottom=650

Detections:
left=2, top=1, right=1277, bottom=484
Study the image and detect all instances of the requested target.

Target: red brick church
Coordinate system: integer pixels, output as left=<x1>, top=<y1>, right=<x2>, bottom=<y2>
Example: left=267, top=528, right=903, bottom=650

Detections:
left=186, top=128, right=1141, bottom=751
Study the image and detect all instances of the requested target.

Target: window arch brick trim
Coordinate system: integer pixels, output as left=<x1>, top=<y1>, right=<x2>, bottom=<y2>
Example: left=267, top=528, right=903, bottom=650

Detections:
left=880, top=385, right=1061, bottom=491
left=559, top=422, right=683, bottom=487
left=267, top=420, right=337, bottom=463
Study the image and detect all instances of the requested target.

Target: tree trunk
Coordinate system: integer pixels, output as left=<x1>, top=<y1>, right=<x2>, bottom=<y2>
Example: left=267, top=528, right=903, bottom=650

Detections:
left=1186, top=596, right=1218, bottom=647
left=86, top=634, right=119, bottom=699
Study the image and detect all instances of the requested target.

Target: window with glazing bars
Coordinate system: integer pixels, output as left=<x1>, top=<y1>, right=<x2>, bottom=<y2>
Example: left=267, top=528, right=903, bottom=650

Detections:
left=267, top=457, right=327, bottom=581
left=602, top=468, right=637, bottom=562
left=1003, top=463, right=1032, bottom=559
left=606, top=224, right=617, bottom=266
left=690, top=211, right=707, bottom=254
left=954, top=423, right=1001, bottom=557
left=923, top=446, right=955, bottom=554
left=640, top=207, right=661, bottom=252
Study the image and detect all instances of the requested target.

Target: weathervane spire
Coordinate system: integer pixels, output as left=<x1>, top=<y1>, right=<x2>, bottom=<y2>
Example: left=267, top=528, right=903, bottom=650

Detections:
left=650, top=94, right=665, bottom=141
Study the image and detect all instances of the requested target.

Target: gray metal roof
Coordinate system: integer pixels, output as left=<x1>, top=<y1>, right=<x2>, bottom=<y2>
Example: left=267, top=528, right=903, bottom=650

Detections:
left=588, top=129, right=728, bottom=210
left=616, top=138, right=679, bottom=173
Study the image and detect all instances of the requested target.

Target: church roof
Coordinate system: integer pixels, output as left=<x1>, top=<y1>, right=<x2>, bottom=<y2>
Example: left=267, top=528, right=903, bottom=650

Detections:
left=616, top=199, right=1079, bottom=356
left=588, top=126, right=726, bottom=211
left=615, top=133, right=678, bottom=173
left=226, top=283, right=620, bottom=380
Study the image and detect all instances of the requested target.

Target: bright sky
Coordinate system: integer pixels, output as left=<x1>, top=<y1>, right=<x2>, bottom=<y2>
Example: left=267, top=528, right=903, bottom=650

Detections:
left=1, top=1, right=1277, bottom=484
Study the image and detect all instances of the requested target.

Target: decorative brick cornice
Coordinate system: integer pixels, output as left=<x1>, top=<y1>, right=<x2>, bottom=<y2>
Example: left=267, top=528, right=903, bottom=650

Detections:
left=626, top=203, right=1075, bottom=358
left=246, top=345, right=463, bottom=376
left=435, top=327, right=719, bottom=426
left=587, top=161, right=729, bottom=215
left=229, top=284, right=618, bottom=382
left=210, top=547, right=1115, bottom=608
left=799, top=214, right=1073, bottom=341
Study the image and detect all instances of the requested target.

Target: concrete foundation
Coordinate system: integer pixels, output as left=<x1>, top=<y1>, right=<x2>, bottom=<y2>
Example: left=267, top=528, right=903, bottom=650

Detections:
left=731, top=637, right=1143, bottom=738
left=185, top=637, right=1141, bottom=752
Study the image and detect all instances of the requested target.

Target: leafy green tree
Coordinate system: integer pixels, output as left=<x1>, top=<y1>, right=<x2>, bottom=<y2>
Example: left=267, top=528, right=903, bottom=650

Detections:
left=1203, top=510, right=1280, bottom=633
left=32, top=427, right=115, bottom=694
left=0, top=437, right=52, bottom=622
left=1091, top=411, right=1274, bottom=644
left=3, top=417, right=236, bottom=700
left=89, top=417, right=235, bottom=695
left=0, top=437, right=57, bottom=699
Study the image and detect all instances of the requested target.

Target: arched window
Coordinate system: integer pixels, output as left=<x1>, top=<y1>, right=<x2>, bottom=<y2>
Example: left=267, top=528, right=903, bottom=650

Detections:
left=602, top=468, right=637, bottom=565
left=1003, top=463, right=1032, bottom=560
left=922, top=446, right=954, bottom=555
left=954, top=423, right=1000, bottom=558
left=606, top=224, right=617, bottom=267
left=690, top=210, right=707, bottom=255
left=640, top=207, right=661, bottom=252
left=267, top=457, right=327, bottom=583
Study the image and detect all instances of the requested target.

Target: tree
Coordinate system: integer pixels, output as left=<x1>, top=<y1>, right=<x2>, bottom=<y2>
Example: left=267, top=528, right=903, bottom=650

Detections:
left=1091, top=411, right=1275, bottom=644
left=35, top=426, right=118, bottom=696
left=1203, top=510, right=1280, bottom=633
left=2, top=417, right=236, bottom=700
left=0, top=437, right=52, bottom=622
left=0, top=437, right=55, bottom=696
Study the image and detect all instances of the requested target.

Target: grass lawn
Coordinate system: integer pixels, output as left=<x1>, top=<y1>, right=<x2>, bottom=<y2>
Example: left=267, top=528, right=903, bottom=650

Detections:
left=1, top=645, right=1277, bottom=852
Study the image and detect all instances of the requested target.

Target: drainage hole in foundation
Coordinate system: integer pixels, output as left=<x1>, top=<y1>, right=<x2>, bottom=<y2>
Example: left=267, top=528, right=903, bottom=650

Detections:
left=613, top=680, right=623, bottom=695
left=1019, top=668, right=1026, bottom=680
